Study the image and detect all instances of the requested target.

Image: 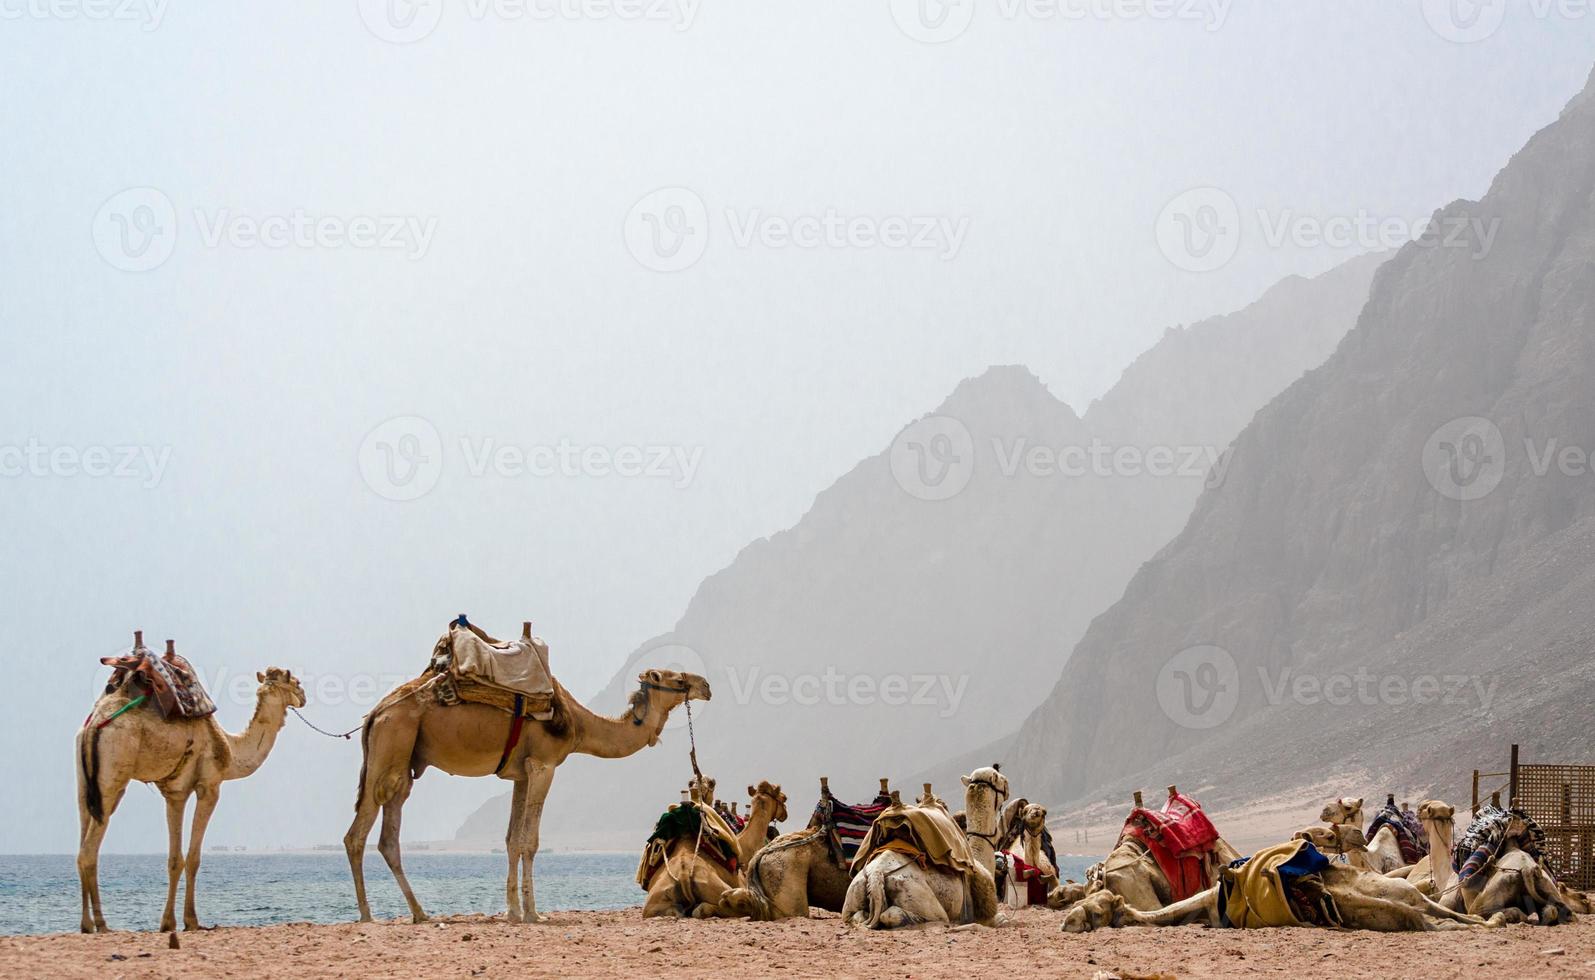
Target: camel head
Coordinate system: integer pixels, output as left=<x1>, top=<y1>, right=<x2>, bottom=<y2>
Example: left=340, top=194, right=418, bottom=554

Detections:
left=638, top=668, right=711, bottom=704
left=962, top=765, right=1010, bottom=811
left=748, top=781, right=788, bottom=823
left=629, top=669, right=711, bottom=743
left=1320, top=796, right=1364, bottom=827
left=1060, top=888, right=1126, bottom=933
left=255, top=667, right=307, bottom=709
left=1417, top=800, right=1455, bottom=828
left=688, top=773, right=716, bottom=806
left=1021, top=803, right=1048, bottom=835
left=1295, top=823, right=1367, bottom=856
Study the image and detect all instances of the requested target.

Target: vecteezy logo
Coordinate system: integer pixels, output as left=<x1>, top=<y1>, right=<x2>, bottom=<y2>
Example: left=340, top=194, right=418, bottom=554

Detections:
left=1156, top=644, right=1240, bottom=730
left=1156, top=187, right=1241, bottom=273
left=623, top=187, right=710, bottom=273
left=888, top=0, right=975, bottom=44
left=357, top=0, right=445, bottom=44
left=1422, top=0, right=1508, bottom=44
left=631, top=643, right=707, bottom=731
left=890, top=415, right=975, bottom=502
left=1423, top=416, right=1506, bottom=502
left=92, top=187, right=178, bottom=273
left=358, top=416, right=444, bottom=501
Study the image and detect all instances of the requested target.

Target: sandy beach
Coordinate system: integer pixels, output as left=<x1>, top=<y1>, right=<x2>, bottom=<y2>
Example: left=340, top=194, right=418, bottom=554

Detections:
left=7, top=908, right=1592, bottom=979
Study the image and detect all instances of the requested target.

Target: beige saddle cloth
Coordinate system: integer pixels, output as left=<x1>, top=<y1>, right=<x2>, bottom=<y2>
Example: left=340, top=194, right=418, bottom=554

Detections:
left=432, top=624, right=555, bottom=718
left=849, top=802, right=979, bottom=877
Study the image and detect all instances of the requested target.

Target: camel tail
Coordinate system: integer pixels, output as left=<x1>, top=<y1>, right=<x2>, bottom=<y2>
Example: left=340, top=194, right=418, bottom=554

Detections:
left=862, top=862, right=889, bottom=929
left=80, top=727, right=104, bottom=825
left=352, top=713, right=376, bottom=812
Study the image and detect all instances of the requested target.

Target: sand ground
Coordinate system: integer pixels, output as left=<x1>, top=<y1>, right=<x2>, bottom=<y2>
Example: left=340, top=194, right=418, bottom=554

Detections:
left=6, top=908, right=1592, bottom=979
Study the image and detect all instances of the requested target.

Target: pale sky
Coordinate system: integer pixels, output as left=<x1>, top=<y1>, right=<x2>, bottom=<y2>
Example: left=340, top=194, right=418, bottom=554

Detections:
left=3, top=1, right=1593, bottom=852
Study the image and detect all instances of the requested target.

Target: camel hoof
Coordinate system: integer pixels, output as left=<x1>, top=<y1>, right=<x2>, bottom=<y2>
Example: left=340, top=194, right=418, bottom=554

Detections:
left=525, top=913, right=550, bottom=925
left=411, top=915, right=430, bottom=925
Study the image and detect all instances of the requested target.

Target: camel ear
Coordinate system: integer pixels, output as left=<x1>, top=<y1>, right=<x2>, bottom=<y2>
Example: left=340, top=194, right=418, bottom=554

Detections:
left=747, top=785, right=756, bottom=797
left=1353, top=797, right=1363, bottom=809
left=961, top=775, right=971, bottom=786
left=256, top=671, right=266, bottom=683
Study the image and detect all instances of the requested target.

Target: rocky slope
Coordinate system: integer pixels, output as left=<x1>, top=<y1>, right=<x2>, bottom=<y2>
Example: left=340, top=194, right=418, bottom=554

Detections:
left=457, top=253, right=1387, bottom=845
left=1006, top=65, right=1595, bottom=815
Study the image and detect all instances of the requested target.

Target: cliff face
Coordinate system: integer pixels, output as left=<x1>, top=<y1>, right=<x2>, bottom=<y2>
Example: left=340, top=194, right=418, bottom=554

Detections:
left=458, top=253, right=1386, bottom=845
left=1006, top=66, right=1595, bottom=811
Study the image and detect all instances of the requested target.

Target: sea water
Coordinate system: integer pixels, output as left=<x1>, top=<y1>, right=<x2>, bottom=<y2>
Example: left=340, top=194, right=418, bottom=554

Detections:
left=0, top=851, right=1102, bottom=936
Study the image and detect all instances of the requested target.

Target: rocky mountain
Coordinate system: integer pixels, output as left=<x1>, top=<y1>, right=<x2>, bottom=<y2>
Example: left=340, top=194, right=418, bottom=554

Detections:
left=1005, top=65, right=1595, bottom=816
left=456, top=252, right=1387, bottom=846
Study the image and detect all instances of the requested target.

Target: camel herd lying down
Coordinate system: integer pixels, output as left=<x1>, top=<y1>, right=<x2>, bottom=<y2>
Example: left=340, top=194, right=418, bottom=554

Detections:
left=647, top=769, right=1590, bottom=934
left=76, top=647, right=1589, bottom=936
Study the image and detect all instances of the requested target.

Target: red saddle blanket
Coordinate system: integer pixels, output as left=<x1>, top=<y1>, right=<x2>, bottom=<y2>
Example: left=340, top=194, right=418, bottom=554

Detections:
left=1121, top=793, right=1222, bottom=903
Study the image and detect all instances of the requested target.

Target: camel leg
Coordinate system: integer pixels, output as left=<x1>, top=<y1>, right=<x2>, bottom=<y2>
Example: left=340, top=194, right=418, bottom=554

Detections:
left=1123, top=886, right=1223, bottom=927
left=345, top=790, right=382, bottom=922
left=378, top=777, right=428, bottom=924
left=515, top=762, right=556, bottom=924
left=503, top=778, right=528, bottom=923
left=77, top=777, right=128, bottom=934
left=182, top=787, right=219, bottom=930
left=642, top=873, right=685, bottom=918
left=159, top=793, right=188, bottom=932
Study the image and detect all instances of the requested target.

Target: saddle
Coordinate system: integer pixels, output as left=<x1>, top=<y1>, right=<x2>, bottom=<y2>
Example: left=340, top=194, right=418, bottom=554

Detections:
left=809, top=790, right=894, bottom=865
left=429, top=618, right=554, bottom=720
left=636, top=802, right=742, bottom=887
left=100, top=638, right=216, bottom=721
left=1367, top=800, right=1427, bottom=864
left=1120, top=792, right=1224, bottom=903
left=849, top=802, right=978, bottom=878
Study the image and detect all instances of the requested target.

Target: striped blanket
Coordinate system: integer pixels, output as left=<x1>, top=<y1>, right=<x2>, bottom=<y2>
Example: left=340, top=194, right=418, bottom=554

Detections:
left=1453, top=804, right=1550, bottom=886
left=810, top=792, right=893, bottom=865
left=1367, top=801, right=1427, bottom=865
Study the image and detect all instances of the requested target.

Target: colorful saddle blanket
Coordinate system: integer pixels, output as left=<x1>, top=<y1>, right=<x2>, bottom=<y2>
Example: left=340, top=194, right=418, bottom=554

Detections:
left=1454, top=804, right=1550, bottom=886
left=1218, top=839, right=1342, bottom=929
left=1120, top=792, right=1223, bottom=903
left=810, top=791, right=893, bottom=864
left=1367, top=801, right=1426, bottom=864
left=100, top=648, right=216, bottom=720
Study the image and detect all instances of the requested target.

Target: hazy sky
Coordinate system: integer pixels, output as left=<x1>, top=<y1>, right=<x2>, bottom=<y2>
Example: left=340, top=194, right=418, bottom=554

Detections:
left=4, top=2, right=1594, bottom=853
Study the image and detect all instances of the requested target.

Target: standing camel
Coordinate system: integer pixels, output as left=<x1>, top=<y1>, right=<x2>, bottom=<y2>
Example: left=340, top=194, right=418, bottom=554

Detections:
left=76, top=646, right=305, bottom=934
left=347, top=665, right=710, bottom=924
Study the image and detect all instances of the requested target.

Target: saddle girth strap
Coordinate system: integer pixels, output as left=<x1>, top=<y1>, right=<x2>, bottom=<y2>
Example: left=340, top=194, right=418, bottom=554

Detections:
left=494, top=695, right=527, bottom=775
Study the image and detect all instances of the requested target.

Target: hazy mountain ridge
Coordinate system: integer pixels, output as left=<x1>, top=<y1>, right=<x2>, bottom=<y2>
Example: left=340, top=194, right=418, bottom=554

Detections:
left=457, top=254, right=1388, bottom=845
left=1005, top=65, right=1595, bottom=814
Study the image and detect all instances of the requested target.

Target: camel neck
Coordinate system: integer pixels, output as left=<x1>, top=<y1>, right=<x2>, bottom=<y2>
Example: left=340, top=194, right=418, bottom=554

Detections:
left=566, top=684, right=673, bottom=760
left=224, top=695, right=288, bottom=780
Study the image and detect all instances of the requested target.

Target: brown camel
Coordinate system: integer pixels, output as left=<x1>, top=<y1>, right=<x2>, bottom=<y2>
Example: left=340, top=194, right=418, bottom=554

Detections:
left=1320, top=797, right=1404, bottom=873
left=1062, top=861, right=1489, bottom=933
left=733, top=782, right=788, bottom=867
left=1393, top=801, right=1458, bottom=898
left=76, top=653, right=305, bottom=934
left=842, top=774, right=1002, bottom=929
left=720, top=778, right=895, bottom=920
left=1085, top=789, right=1241, bottom=912
left=639, top=781, right=786, bottom=918
left=346, top=662, right=710, bottom=924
